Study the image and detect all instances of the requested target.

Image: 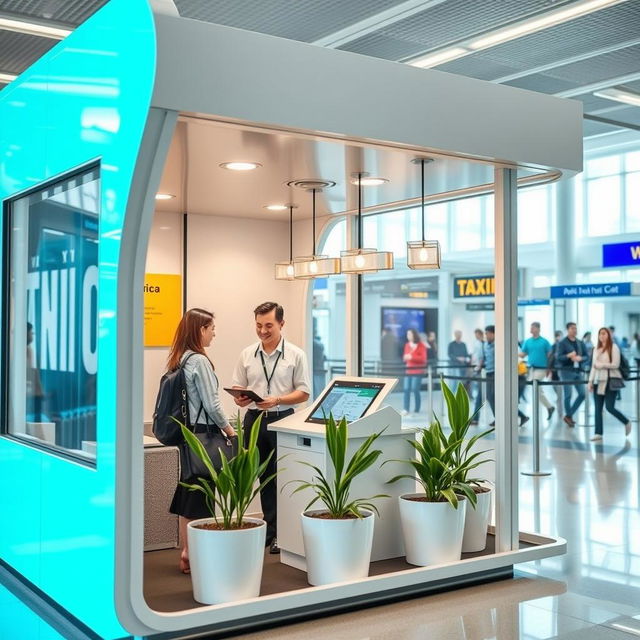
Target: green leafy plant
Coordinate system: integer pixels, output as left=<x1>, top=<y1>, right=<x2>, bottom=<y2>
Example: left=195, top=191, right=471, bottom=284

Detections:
left=289, top=413, right=388, bottom=518
left=441, top=380, right=494, bottom=488
left=386, top=381, right=493, bottom=509
left=177, top=414, right=277, bottom=529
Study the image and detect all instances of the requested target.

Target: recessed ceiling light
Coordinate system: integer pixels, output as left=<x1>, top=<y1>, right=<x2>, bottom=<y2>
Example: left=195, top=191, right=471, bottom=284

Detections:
left=349, top=176, right=389, bottom=186
left=264, top=204, right=288, bottom=211
left=155, top=193, right=175, bottom=200
left=0, top=16, right=71, bottom=39
left=593, top=88, right=640, bottom=107
left=219, top=161, right=262, bottom=171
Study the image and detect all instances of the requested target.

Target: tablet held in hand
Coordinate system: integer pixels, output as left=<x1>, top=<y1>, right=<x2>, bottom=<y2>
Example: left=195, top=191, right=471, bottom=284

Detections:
left=224, top=387, right=264, bottom=403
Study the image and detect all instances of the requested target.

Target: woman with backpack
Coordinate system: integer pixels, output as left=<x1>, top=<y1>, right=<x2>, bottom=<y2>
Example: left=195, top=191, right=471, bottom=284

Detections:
left=166, top=308, right=236, bottom=574
left=587, top=326, right=632, bottom=442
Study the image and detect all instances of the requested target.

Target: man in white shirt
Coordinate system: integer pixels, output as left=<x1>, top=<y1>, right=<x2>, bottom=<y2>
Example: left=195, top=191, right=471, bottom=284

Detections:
left=232, top=301, right=311, bottom=554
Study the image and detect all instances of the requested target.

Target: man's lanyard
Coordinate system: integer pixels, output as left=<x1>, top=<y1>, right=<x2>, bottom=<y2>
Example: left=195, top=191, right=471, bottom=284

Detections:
left=256, top=340, right=285, bottom=395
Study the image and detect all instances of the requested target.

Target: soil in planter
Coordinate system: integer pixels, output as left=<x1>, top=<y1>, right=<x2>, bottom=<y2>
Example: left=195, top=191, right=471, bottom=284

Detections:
left=194, top=521, right=262, bottom=531
left=473, top=486, right=491, bottom=494
left=306, top=511, right=360, bottom=520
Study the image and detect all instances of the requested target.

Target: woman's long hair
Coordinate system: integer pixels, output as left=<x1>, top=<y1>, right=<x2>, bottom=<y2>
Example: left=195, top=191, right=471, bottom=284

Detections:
left=167, top=308, right=215, bottom=371
left=407, top=329, right=420, bottom=344
left=596, top=326, right=613, bottom=362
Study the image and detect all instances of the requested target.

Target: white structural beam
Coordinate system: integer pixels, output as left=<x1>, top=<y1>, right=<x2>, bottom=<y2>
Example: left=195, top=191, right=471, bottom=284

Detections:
left=492, top=37, right=640, bottom=85
left=311, top=0, right=446, bottom=49
left=494, top=167, right=519, bottom=553
left=554, top=71, right=640, bottom=98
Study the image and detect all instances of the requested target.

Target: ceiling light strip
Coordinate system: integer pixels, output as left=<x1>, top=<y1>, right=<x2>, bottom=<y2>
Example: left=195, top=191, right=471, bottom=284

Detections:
left=408, top=0, right=626, bottom=69
left=0, top=15, right=71, bottom=39
left=593, top=88, right=640, bottom=107
left=0, top=71, right=17, bottom=83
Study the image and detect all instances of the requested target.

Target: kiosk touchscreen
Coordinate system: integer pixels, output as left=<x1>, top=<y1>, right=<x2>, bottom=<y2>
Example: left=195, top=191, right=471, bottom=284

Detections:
left=305, top=380, right=385, bottom=424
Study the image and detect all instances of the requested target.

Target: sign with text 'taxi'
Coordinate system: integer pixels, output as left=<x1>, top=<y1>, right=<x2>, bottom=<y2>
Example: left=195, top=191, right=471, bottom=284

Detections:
left=453, top=275, right=495, bottom=298
left=144, top=274, right=182, bottom=347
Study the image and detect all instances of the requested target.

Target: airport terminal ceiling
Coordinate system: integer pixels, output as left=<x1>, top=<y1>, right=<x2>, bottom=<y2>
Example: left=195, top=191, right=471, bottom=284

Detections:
left=155, top=116, right=552, bottom=220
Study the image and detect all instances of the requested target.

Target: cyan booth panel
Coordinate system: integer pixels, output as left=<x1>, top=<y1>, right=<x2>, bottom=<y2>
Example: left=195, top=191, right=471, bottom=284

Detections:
left=0, top=0, right=156, bottom=638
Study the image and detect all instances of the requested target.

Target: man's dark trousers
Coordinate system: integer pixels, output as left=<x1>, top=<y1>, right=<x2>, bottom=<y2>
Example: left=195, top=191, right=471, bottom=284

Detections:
left=243, top=407, right=294, bottom=543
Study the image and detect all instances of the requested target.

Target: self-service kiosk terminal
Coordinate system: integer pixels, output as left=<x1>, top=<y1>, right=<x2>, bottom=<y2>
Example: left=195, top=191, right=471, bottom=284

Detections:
left=268, top=377, right=416, bottom=571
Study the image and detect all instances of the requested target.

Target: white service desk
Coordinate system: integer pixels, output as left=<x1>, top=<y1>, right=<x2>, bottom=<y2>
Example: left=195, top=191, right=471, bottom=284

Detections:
left=269, top=405, right=415, bottom=571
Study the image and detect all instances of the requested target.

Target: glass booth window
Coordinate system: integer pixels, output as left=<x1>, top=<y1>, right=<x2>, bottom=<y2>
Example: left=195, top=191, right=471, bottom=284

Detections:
left=4, top=166, right=99, bottom=463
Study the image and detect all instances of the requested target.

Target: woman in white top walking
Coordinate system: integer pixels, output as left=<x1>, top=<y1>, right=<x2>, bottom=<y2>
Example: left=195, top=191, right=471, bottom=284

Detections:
left=587, top=327, right=631, bottom=442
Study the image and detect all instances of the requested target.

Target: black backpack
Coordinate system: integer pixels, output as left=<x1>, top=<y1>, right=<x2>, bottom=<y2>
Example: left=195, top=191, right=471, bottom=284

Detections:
left=152, top=353, right=196, bottom=445
left=620, top=352, right=631, bottom=380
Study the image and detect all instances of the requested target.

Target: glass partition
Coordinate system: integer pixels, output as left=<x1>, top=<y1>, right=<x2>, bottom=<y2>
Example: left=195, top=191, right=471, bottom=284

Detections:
left=4, top=165, right=100, bottom=464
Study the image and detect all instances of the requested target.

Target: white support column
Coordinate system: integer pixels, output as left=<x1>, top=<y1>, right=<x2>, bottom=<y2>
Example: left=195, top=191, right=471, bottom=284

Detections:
left=344, top=203, right=360, bottom=377
left=494, top=167, right=519, bottom=552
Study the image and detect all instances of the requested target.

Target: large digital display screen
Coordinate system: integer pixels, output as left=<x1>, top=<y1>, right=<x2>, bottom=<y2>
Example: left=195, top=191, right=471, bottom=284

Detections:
left=305, top=380, right=384, bottom=424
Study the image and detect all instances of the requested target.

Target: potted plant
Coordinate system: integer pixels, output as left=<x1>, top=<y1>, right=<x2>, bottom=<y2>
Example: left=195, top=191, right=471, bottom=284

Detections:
left=289, top=413, right=388, bottom=586
left=178, top=414, right=275, bottom=605
left=441, top=380, right=494, bottom=553
left=386, top=409, right=482, bottom=566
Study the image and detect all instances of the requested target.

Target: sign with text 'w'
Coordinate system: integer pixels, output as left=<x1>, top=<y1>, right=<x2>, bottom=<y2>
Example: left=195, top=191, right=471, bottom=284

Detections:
left=602, top=241, right=640, bottom=268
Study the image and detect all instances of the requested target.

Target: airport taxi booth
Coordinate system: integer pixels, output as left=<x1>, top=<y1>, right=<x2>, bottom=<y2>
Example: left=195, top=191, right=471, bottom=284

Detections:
left=0, top=0, right=582, bottom=637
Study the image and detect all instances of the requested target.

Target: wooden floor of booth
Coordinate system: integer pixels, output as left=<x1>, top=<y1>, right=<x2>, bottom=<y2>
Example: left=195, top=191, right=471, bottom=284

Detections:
left=143, top=535, right=507, bottom=612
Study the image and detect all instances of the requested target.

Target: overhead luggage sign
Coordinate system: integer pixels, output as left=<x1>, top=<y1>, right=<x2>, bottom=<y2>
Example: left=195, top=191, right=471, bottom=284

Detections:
left=602, top=241, right=640, bottom=268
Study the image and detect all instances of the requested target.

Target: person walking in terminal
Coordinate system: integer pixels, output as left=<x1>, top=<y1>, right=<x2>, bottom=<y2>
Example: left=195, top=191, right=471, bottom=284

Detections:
left=482, top=325, right=529, bottom=428
left=448, top=330, right=470, bottom=392
left=557, top=322, right=586, bottom=427
left=232, top=302, right=310, bottom=554
left=520, top=322, right=554, bottom=420
left=469, top=328, right=485, bottom=425
left=401, top=328, right=428, bottom=416
left=166, top=308, right=237, bottom=575
left=587, top=327, right=632, bottom=442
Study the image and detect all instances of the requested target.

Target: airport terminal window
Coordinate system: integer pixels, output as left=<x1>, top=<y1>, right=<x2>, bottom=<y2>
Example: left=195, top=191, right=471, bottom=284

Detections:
left=3, top=166, right=99, bottom=464
left=313, top=219, right=346, bottom=400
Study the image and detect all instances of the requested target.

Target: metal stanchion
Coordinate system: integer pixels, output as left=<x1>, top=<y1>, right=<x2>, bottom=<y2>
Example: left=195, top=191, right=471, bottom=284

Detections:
left=427, top=367, right=433, bottom=418
left=522, top=378, right=551, bottom=477
left=635, top=377, right=640, bottom=425
left=577, top=378, right=591, bottom=428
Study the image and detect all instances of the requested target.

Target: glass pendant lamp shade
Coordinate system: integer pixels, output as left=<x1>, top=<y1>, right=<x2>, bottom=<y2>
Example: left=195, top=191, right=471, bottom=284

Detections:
left=340, top=172, right=394, bottom=274
left=407, top=157, right=441, bottom=270
left=341, top=247, right=394, bottom=273
left=407, top=240, right=441, bottom=269
left=293, top=186, right=341, bottom=279
left=274, top=261, right=295, bottom=280
left=293, top=254, right=341, bottom=279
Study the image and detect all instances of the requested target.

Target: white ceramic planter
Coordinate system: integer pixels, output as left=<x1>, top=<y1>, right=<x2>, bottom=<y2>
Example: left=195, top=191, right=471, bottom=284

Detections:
left=399, top=494, right=466, bottom=566
left=187, top=517, right=266, bottom=605
left=462, top=486, right=493, bottom=553
left=301, top=509, right=374, bottom=586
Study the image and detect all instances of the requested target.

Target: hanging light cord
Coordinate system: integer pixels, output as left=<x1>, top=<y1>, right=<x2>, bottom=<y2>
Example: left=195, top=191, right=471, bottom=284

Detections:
left=289, top=205, right=293, bottom=263
left=358, top=172, right=363, bottom=250
left=312, top=188, right=317, bottom=257
left=421, top=159, right=426, bottom=242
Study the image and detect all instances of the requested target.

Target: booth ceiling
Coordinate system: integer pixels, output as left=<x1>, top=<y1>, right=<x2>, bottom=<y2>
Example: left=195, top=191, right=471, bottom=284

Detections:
left=1, top=0, right=639, bottom=139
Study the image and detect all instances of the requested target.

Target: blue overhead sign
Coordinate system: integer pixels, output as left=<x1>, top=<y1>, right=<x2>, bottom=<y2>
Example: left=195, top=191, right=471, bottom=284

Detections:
left=602, top=241, right=640, bottom=268
left=517, top=298, right=550, bottom=306
left=550, top=283, right=631, bottom=299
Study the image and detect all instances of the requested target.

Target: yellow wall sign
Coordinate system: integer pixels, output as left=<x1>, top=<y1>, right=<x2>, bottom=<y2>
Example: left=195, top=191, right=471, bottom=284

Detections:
left=453, top=275, right=495, bottom=298
left=144, top=274, right=182, bottom=347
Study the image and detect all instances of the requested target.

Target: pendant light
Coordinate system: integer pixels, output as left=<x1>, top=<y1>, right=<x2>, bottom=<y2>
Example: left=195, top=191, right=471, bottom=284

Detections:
left=407, top=157, right=441, bottom=269
left=340, top=172, right=394, bottom=274
left=274, top=204, right=298, bottom=280
left=293, top=183, right=341, bottom=279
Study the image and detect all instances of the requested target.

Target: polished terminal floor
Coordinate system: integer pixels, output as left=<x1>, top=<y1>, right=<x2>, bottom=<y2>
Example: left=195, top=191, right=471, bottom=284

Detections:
left=2, top=389, right=639, bottom=639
